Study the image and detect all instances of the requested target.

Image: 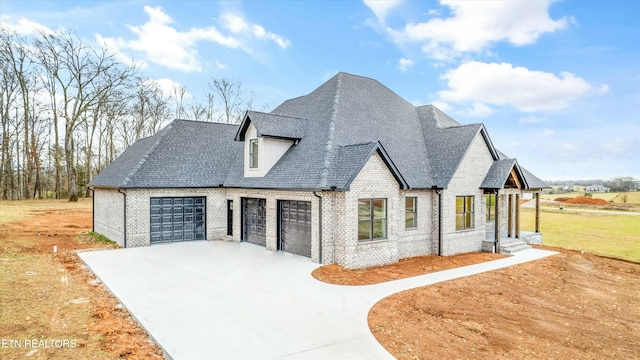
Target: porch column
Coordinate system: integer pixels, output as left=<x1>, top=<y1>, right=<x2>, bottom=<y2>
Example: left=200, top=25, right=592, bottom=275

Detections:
left=494, top=192, right=500, bottom=253
left=535, top=191, right=541, bottom=233
left=515, top=193, right=520, bottom=239
left=507, top=194, right=513, bottom=238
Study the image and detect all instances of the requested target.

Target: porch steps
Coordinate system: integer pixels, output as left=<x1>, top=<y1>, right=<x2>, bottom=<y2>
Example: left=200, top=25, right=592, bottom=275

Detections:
left=499, top=239, right=531, bottom=255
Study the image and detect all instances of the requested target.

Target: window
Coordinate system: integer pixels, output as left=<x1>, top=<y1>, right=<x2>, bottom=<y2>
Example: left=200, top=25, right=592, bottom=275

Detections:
left=249, top=139, right=258, bottom=168
left=486, top=194, right=496, bottom=222
left=405, top=197, right=417, bottom=228
left=358, top=198, right=387, bottom=241
left=456, top=196, right=474, bottom=230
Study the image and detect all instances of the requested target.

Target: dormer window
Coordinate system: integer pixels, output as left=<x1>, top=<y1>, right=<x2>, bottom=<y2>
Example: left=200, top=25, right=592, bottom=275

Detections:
left=249, top=139, right=259, bottom=168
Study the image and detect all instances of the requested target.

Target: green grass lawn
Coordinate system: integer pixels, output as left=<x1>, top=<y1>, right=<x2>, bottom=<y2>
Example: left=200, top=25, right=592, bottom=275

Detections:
left=521, top=208, right=640, bottom=262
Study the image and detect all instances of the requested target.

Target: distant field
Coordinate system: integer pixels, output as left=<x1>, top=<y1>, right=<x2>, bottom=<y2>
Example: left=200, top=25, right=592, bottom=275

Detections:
left=521, top=208, right=640, bottom=262
left=540, top=191, right=640, bottom=203
left=0, top=198, right=92, bottom=223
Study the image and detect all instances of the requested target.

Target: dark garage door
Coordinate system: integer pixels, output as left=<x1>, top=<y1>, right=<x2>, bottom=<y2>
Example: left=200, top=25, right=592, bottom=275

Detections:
left=242, top=198, right=266, bottom=246
left=279, top=200, right=311, bottom=258
left=150, top=197, right=205, bottom=244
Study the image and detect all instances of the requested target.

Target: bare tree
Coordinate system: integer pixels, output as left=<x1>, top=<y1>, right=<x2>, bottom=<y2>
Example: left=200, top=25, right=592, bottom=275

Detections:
left=0, top=30, right=42, bottom=199
left=35, top=30, right=138, bottom=201
left=209, top=78, right=253, bottom=124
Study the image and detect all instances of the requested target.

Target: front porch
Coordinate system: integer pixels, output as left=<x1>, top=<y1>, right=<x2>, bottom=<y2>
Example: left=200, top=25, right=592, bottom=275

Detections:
left=481, top=161, right=545, bottom=255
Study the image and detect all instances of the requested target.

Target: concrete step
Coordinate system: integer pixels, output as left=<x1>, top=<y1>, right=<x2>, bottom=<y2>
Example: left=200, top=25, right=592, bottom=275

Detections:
left=499, top=239, right=531, bottom=255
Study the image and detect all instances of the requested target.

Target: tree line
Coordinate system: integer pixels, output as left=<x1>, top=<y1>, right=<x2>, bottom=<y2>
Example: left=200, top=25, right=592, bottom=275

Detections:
left=1, top=27, right=254, bottom=201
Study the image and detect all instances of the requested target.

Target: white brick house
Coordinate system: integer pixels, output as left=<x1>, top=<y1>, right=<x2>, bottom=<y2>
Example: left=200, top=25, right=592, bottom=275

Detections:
left=90, top=73, right=548, bottom=269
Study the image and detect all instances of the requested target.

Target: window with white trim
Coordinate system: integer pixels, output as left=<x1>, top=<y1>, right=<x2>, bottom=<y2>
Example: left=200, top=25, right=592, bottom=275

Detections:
left=249, top=139, right=258, bottom=168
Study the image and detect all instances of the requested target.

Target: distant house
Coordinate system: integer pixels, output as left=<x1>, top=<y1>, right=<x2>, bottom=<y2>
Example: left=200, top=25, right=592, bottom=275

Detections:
left=586, top=185, right=609, bottom=193
left=89, top=73, right=548, bottom=269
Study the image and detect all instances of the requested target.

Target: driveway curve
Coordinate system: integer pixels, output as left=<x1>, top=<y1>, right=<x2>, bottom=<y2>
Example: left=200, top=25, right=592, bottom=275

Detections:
left=79, top=241, right=556, bottom=359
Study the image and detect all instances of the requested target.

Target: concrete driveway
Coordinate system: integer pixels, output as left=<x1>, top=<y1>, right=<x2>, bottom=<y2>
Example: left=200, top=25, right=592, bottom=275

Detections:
left=79, top=241, right=556, bottom=360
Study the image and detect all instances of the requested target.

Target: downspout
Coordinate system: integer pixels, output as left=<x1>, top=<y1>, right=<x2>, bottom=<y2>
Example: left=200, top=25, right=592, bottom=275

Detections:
left=88, top=188, right=95, bottom=232
left=117, top=189, right=127, bottom=248
left=433, top=187, right=443, bottom=256
left=313, top=191, right=323, bottom=264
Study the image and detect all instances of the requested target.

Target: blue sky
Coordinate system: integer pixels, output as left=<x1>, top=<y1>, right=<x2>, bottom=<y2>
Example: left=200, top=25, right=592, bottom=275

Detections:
left=2, top=0, right=639, bottom=180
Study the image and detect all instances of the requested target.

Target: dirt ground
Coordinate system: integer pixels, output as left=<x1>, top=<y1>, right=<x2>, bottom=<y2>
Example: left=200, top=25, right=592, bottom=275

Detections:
left=312, top=252, right=505, bottom=285
left=0, top=199, right=164, bottom=360
left=3, top=201, right=639, bottom=359
left=364, top=248, right=640, bottom=359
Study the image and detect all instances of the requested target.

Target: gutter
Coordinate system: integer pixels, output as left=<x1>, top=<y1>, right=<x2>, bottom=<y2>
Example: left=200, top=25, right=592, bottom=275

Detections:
left=312, top=191, right=323, bottom=264
left=117, top=188, right=127, bottom=248
left=88, top=188, right=95, bottom=232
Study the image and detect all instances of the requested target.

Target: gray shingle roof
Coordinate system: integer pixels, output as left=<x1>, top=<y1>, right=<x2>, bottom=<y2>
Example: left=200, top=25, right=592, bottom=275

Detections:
left=331, top=142, right=408, bottom=191
left=90, top=120, right=240, bottom=188
left=495, top=150, right=549, bottom=190
left=480, top=159, right=517, bottom=189
left=235, top=111, right=307, bottom=141
left=92, top=72, right=547, bottom=191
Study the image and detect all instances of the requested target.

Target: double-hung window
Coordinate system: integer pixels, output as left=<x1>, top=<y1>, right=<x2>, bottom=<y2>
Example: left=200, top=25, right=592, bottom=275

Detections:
left=249, top=139, right=258, bottom=168
left=456, top=196, right=474, bottom=230
left=358, top=199, right=387, bottom=241
left=405, top=197, right=417, bottom=228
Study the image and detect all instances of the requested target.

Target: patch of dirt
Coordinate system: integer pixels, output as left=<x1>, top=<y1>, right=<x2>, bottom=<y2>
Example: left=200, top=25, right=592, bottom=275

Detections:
left=368, top=247, right=640, bottom=359
left=556, top=196, right=611, bottom=205
left=0, top=200, right=164, bottom=360
left=312, top=252, right=505, bottom=285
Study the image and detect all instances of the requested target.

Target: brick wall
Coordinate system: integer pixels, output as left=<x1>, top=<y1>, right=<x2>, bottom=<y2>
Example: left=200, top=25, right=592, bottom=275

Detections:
left=338, top=152, right=402, bottom=268
left=398, top=191, right=435, bottom=258
left=441, top=133, right=494, bottom=255
left=124, top=188, right=227, bottom=247
left=93, top=188, right=125, bottom=247
left=224, top=189, right=321, bottom=262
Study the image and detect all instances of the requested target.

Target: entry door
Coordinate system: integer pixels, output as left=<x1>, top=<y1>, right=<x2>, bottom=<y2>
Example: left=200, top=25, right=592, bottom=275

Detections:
left=242, top=198, right=266, bottom=246
left=279, top=200, right=312, bottom=258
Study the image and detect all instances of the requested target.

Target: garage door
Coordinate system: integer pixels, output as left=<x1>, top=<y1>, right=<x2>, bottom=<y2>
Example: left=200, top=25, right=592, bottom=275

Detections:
left=242, top=198, right=266, bottom=246
left=279, top=200, right=311, bottom=258
left=150, top=197, right=205, bottom=244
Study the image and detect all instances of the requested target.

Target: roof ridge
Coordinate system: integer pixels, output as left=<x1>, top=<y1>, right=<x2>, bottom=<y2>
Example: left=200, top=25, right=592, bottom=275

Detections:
left=121, top=121, right=175, bottom=187
left=173, top=119, right=240, bottom=126
left=319, top=72, right=342, bottom=188
left=256, top=111, right=308, bottom=121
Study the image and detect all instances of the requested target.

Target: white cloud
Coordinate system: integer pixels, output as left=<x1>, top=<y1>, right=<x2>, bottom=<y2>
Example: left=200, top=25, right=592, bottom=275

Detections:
left=148, top=78, right=191, bottom=99
left=220, top=13, right=290, bottom=49
left=96, top=6, right=289, bottom=73
left=438, top=61, right=597, bottom=112
left=398, top=58, right=413, bottom=72
left=0, top=16, right=55, bottom=36
left=363, top=0, right=404, bottom=22
left=383, top=0, right=568, bottom=60
left=464, top=102, right=493, bottom=117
